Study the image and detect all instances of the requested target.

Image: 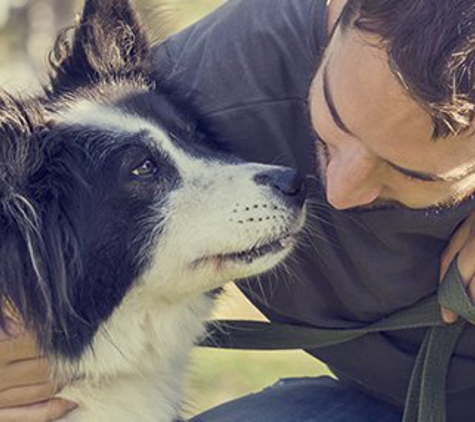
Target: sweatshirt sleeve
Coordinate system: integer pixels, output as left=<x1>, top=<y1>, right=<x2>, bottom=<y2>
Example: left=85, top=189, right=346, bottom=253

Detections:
left=152, top=0, right=323, bottom=115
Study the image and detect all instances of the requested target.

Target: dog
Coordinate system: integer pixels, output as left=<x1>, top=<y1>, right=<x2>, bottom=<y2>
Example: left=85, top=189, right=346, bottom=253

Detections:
left=0, top=0, right=307, bottom=421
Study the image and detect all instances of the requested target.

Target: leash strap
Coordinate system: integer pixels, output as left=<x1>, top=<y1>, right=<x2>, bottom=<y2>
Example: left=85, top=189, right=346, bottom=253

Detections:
left=199, top=259, right=475, bottom=422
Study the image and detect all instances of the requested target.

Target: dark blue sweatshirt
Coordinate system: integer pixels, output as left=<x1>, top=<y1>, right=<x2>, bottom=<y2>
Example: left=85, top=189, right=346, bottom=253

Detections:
left=152, top=1, right=475, bottom=419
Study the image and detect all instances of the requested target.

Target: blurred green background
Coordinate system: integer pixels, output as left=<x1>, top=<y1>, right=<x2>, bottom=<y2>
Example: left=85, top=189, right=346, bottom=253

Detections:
left=0, top=0, right=331, bottom=418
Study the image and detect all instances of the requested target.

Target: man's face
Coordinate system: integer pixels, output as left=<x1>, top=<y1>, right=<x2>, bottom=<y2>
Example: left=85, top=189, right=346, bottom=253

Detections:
left=309, top=24, right=475, bottom=210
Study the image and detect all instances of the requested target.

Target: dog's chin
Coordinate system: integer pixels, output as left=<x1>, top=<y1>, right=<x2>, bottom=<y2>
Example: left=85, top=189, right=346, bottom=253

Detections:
left=190, top=207, right=307, bottom=283
left=191, top=232, right=298, bottom=280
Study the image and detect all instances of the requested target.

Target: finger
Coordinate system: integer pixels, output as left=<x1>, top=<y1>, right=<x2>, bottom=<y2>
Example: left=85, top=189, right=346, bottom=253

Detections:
left=0, top=358, right=51, bottom=392
left=441, top=307, right=459, bottom=324
left=442, top=263, right=475, bottom=324
left=467, top=275, right=475, bottom=313
left=0, top=333, right=40, bottom=364
left=439, top=215, right=475, bottom=323
left=0, top=399, right=77, bottom=422
left=441, top=253, right=467, bottom=323
left=0, top=319, right=25, bottom=342
left=457, top=233, right=475, bottom=282
left=440, top=253, right=463, bottom=323
left=0, top=382, right=60, bottom=409
left=440, top=217, right=473, bottom=279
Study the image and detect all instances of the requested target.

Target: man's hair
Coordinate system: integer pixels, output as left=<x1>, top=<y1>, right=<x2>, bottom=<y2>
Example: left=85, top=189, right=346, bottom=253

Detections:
left=340, top=0, right=475, bottom=139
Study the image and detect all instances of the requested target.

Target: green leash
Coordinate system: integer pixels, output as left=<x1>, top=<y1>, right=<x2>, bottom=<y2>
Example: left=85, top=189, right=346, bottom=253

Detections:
left=199, top=259, right=475, bottom=422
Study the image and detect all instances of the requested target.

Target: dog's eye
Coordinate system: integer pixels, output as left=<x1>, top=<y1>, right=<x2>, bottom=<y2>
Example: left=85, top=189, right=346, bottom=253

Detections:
left=132, top=159, right=158, bottom=178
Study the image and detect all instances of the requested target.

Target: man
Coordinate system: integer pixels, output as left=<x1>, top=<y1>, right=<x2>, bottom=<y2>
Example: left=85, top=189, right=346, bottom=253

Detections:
left=2, top=0, right=475, bottom=420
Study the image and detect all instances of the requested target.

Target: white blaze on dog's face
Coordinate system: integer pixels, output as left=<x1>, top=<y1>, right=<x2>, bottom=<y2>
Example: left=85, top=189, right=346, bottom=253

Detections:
left=55, top=97, right=307, bottom=301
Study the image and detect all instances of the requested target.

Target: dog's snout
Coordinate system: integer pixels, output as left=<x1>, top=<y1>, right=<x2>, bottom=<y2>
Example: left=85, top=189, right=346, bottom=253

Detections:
left=253, top=168, right=307, bottom=208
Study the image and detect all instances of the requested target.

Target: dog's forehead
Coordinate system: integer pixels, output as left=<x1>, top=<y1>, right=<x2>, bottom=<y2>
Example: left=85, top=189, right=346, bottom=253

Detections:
left=53, top=100, right=193, bottom=166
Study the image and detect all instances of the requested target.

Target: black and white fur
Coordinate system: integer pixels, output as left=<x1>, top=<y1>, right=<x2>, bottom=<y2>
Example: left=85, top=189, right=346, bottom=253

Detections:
left=0, top=1, right=307, bottom=421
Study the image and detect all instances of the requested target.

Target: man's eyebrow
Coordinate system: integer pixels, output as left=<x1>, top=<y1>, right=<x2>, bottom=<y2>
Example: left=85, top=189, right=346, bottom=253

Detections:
left=323, top=66, right=356, bottom=137
left=321, top=64, right=475, bottom=183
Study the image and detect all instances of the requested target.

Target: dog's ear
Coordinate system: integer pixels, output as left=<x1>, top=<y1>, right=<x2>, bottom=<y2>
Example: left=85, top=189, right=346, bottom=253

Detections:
left=48, top=0, right=151, bottom=95
left=0, top=94, right=85, bottom=353
left=0, top=93, right=52, bottom=339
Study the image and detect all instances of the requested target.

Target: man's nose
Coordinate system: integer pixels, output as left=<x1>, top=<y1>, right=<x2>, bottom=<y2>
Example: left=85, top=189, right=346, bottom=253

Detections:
left=325, top=147, right=382, bottom=210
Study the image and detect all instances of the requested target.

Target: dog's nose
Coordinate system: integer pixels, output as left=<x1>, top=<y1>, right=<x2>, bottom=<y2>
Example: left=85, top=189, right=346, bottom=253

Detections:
left=253, top=168, right=307, bottom=208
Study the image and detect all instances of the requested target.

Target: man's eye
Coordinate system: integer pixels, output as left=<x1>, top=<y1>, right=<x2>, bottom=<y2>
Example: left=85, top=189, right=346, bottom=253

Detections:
left=132, top=159, right=158, bottom=177
left=401, top=172, right=422, bottom=183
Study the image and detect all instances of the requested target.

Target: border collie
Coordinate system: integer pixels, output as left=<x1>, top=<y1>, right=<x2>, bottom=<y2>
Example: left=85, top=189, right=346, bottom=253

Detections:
left=0, top=1, right=307, bottom=421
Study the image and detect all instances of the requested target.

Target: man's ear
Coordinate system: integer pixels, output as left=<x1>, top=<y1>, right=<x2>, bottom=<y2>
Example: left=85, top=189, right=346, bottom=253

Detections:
left=49, top=0, right=151, bottom=94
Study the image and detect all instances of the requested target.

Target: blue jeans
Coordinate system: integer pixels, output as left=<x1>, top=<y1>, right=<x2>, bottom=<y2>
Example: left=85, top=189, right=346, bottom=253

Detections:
left=190, top=376, right=403, bottom=422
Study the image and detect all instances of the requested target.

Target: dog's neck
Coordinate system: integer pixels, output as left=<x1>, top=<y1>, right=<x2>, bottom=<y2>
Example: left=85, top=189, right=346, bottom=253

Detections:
left=57, top=291, right=215, bottom=422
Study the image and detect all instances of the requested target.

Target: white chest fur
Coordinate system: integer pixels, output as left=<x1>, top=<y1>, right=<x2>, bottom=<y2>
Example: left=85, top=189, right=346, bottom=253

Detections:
left=56, top=290, right=214, bottom=422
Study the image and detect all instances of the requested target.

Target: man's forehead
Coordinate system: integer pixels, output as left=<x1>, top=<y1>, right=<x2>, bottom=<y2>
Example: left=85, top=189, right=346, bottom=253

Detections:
left=327, top=28, right=433, bottom=143
left=323, top=26, right=475, bottom=179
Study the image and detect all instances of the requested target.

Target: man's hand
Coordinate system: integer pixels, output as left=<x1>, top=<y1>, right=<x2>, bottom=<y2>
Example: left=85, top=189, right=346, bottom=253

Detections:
left=440, top=212, right=475, bottom=323
left=0, top=320, right=77, bottom=421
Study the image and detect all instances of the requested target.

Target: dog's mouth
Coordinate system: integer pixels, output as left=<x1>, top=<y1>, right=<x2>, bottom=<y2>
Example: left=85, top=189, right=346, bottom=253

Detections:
left=221, top=234, right=295, bottom=264
left=192, top=233, right=296, bottom=268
